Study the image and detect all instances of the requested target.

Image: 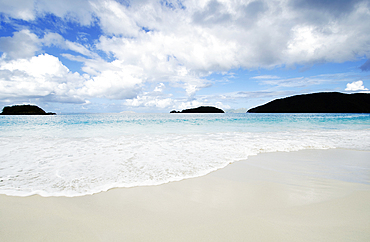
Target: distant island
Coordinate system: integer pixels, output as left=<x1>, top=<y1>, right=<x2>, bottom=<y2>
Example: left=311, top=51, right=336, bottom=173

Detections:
left=247, top=92, right=370, bottom=113
left=170, top=106, right=225, bottom=113
left=1, top=105, right=56, bottom=115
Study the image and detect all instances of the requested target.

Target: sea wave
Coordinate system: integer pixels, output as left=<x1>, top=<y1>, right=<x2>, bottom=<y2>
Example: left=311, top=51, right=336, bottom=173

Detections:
left=1, top=128, right=369, bottom=197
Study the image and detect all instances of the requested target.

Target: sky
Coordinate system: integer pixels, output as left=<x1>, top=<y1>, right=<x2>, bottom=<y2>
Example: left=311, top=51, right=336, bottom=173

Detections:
left=0, top=0, right=370, bottom=113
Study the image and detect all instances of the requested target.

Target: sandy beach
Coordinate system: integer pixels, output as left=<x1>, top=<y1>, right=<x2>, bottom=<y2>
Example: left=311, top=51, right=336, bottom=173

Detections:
left=1, top=148, right=369, bottom=242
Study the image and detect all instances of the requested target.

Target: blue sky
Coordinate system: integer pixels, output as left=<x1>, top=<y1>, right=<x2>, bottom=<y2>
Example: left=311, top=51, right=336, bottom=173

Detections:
left=0, top=0, right=369, bottom=113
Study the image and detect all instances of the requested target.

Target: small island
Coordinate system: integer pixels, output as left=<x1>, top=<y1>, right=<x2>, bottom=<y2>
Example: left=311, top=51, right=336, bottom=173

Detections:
left=247, top=92, right=370, bottom=113
left=1, top=105, right=56, bottom=115
left=170, top=106, right=225, bottom=113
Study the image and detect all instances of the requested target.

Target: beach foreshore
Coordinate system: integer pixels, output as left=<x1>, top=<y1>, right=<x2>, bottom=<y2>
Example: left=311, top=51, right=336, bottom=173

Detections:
left=1, top=149, right=369, bottom=242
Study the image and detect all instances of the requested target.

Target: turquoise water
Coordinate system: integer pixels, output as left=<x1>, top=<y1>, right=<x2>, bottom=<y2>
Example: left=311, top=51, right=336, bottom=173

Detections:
left=0, top=113, right=369, bottom=197
left=1, top=113, right=369, bottom=136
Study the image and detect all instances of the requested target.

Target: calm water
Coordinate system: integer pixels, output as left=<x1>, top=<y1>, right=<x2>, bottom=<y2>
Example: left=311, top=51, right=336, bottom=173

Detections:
left=1, top=113, right=369, bottom=197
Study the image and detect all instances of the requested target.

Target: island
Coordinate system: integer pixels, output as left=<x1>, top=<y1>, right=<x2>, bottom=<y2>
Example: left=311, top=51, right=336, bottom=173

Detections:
left=170, top=106, right=225, bottom=113
left=247, top=92, right=370, bottom=113
left=1, top=105, right=56, bottom=115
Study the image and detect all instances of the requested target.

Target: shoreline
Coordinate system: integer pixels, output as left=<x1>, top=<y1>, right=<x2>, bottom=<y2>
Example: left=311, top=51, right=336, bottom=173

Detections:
left=1, top=148, right=369, bottom=241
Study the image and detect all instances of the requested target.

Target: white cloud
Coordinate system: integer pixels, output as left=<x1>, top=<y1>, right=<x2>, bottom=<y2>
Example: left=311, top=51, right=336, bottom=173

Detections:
left=78, top=61, right=143, bottom=100
left=90, top=1, right=140, bottom=36
left=0, top=30, right=41, bottom=60
left=345, top=80, right=369, bottom=91
left=260, top=76, right=324, bottom=88
left=126, top=95, right=174, bottom=109
left=0, top=0, right=95, bottom=25
left=42, top=33, right=97, bottom=58
left=259, top=73, right=367, bottom=88
left=0, top=54, right=143, bottom=103
left=35, top=0, right=95, bottom=25
left=3, top=0, right=370, bottom=71
left=0, top=53, right=70, bottom=76
left=93, top=0, right=370, bottom=96
left=124, top=82, right=174, bottom=109
left=154, top=83, right=165, bottom=92
left=0, top=0, right=35, bottom=21
left=0, top=30, right=97, bottom=61
left=0, top=54, right=84, bottom=101
left=252, top=75, right=281, bottom=80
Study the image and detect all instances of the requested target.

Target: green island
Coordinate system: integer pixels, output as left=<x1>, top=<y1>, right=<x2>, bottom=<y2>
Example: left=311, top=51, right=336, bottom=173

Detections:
left=247, top=92, right=370, bottom=113
left=170, top=106, right=225, bottom=113
left=1, top=105, right=56, bottom=115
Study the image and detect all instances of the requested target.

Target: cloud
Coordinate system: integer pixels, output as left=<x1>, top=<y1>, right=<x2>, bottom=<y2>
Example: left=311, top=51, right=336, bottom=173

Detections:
left=125, top=95, right=174, bottom=109
left=0, top=30, right=41, bottom=60
left=0, top=0, right=35, bottom=21
left=124, top=82, right=228, bottom=110
left=345, top=80, right=368, bottom=91
left=259, top=76, right=326, bottom=88
left=0, top=30, right=97, bottom=61
left=0, top=53, right=69, bottom=77
left=3, top=0, right=370, bottom=70
left=78, top=61, right=143, bottom=100
left=251, top=75, right=280, bottom=80
left=0, top=0, right=95, bottom=24
left=94, top=0, right=370, bottom=77
left=42, top=33, right=97, bottom=58
left=258, top=73, right=368, bottom=88
left=192, top=0, right=232, bottom=26
left=35, top=0, right=95, bottom=25
left=90, top=1, right=140, bottom=37
left=125, top=83, right=174, bottom=109
left=0, top=53, right=143, bottom=103
left=290, top=0, right=362, bottom=18
left=0, top=53, right=84, bottom=102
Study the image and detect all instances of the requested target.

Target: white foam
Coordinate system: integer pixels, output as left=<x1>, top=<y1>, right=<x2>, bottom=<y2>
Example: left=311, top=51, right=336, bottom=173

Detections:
left=1, top=128, right=369, bottom=197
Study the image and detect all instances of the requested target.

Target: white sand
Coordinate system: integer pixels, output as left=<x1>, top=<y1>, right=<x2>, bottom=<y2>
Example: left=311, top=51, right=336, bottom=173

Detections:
left=1, top=149, right=369, bottom=242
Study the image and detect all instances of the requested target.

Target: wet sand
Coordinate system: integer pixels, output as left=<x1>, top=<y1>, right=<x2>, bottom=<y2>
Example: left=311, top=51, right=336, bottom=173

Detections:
left=1, top=149, right=369, bottom=241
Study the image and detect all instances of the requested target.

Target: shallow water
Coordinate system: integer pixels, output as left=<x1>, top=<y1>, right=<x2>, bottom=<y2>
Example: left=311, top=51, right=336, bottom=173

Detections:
left=0, top=113, right=369, bottom=197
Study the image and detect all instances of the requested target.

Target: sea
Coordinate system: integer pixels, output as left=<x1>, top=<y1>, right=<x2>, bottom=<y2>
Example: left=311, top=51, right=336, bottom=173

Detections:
left=0, top=113, right=369, bottom=197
